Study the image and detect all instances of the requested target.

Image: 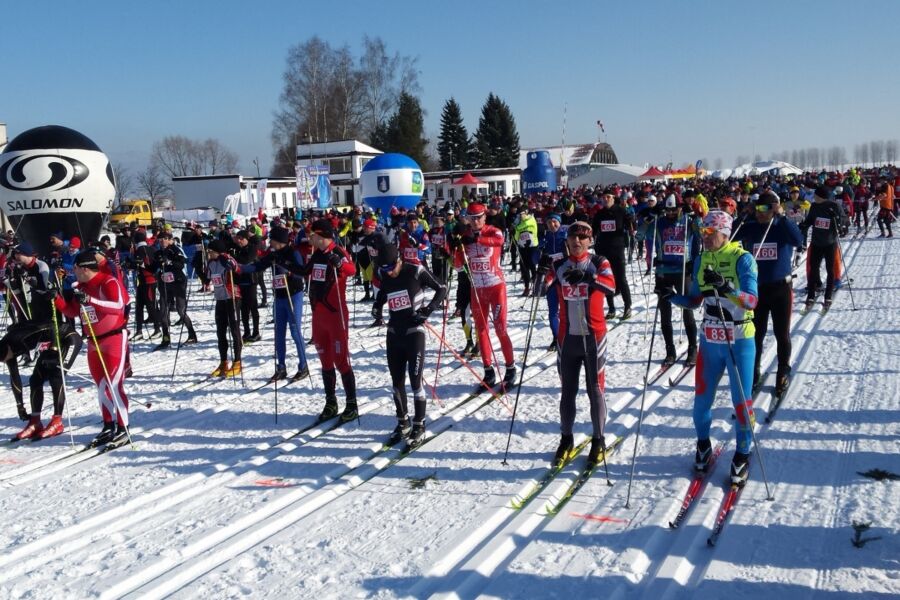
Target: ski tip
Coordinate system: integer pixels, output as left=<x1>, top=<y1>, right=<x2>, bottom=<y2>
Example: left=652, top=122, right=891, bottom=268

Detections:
left=668, top=521, right=678, bottom=530
left=707, top=537, right=716, bottom=547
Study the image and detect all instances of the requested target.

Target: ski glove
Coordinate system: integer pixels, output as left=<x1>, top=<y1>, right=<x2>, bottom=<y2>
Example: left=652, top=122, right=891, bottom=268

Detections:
left=371, top=304, right=382, bottom=321
left=74, top=288, right=89, bottom=305
left=703, top=267, right=734, bottom=295
left=537, top=254, right=554, bottom=274
left=654, top=283, right=675, bottom=302
left=563, top=268, right=592, bottom=285
left=411, top=307, right=431, bottom=325
left=328, top=252, right=344, bottom=269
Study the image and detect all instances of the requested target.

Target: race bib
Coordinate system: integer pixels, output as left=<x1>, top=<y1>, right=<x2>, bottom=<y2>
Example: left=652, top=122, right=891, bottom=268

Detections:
left=82, top=305, right=99, bottom=324
left=37, top=341, right=51, bottom=352
left=387, top=289, right=412, bottom=311
left=753, top=243, right=778, bottom=261
left=704, top=321, right=734, bottom=344
left=210, top=274, right=223, bottom=287
left=814, top=217, right=831, bottom=229
left=162, top=272, right=175, bottom=283
left=600, top=220, right=616, bottom=232
left=403, top=247, right=418, bottom=260
left=519, top=232, right=532, bottom=244
left=549, top=252, right=563, bottom=261
left=431, top=234, right=444, bottom=246
left=664, top=241, right=685, bottom=256
left=561, top=283, right=589, bottom=301
left=273, top=274, right=288, bottom=289
left=367, top=247, right=379, bottom=257
left=470, top=257, right=491, bottom=273
left=312, top=264, right=327, bottom=282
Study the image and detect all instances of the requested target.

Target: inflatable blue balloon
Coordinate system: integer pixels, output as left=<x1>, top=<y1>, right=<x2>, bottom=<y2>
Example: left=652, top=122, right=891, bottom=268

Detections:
left=521, top=150, right=557, bottom=197
left=360, top=153, right=423, bottom=216
left=0, top=125, right=115, bottom=256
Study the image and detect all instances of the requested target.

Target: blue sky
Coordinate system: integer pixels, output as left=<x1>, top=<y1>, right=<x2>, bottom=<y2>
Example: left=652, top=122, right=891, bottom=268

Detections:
left=4, top=0, right=899, bottom=177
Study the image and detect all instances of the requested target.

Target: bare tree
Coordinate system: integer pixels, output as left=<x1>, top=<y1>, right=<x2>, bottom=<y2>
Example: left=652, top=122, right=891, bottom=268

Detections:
left=199, top=138, right=239, bottom=175
left=111, top=162, right=134, bottom=204
left=807, top=148, right=820, bottom=170
left=136, top=164, right=171, bottom=206
left=714, top=157, right=723, bottom=169
left=886, top=139, right=898, bottom=164
left=870, top=140, right=885, bottom=166
left=859, top=143, right=870, bottom=167
left=359, top=36, right=421, bottom=138
left=735, top=155, right=750, bottom=166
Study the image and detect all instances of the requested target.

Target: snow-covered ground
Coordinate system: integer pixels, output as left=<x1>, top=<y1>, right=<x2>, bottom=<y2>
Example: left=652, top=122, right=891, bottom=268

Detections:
left=0, top=234, right=897, bottom=599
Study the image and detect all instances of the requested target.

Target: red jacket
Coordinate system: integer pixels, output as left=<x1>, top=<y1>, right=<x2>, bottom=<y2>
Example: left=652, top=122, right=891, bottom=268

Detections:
left=56, top=271, right=127, bottom=337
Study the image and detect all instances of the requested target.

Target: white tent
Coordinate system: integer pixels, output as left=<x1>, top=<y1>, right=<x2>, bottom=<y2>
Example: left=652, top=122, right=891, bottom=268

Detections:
left=569, top=164, right=646, bottom=188
left=711, top=160, right=803, bottom=179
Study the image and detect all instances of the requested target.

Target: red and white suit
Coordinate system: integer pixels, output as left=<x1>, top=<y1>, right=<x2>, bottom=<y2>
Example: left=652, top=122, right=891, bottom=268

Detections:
left=56, top=272, right=130, bottom=426
left=452, top=224, right=514, bottom=368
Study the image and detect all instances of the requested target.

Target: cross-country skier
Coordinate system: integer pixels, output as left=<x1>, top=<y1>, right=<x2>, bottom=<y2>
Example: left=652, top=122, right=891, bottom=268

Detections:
left=542, top=221, right=616, bottom=467
left=592, top=191, right=633, bottom=320
left=800, top=186, right=846, bottom=311
left=304, top=219, right=358, bottom=422
left=666, top=210, right=759, bottom=487
left=205, top=240, right=242, bottom=377
left=152, top=231, right=197, bottom=349
left=371, top=244, right=446, bottom=448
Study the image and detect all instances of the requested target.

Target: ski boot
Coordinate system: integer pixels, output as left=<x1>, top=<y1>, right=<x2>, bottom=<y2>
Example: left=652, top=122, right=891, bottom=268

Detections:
left=290, top=366, right=310, bottom=382
left=822, top=299, right=833, bottom=313
left=225, top=360, right=242, bottom=377
left=522, top=285, right=531, bottom=297
left=586, top=436, right=608, bottom=468
left=553, top=434, right=575, bottom=468
left=460, top=340, right=475, bottom=357
left=468, top=344, right=480, bottom=359
left=149, top=328, right=162, bottom=340
left=340, top=399, right=359, bottom=424
left=211, top=361, right=229, bottom=378
left=268, top=367, right=288, bottom=383
left=730, top=452, right=750, bottom=487
left=546, top=340, right=558, bottom=352
left=318, top=396, right=339, bottom=422
left=774, top=368, right=791, bottom=396
left=605, top=307, right=616, bottom=320
left=694, top=439, right=713, bottom=473
left=406, top=421, right=426, bottom=450
left=241, top=333, right=252, bottom=343
left=39, top=415, right=64, bottom=439
left=502, top=365, right=517, bottom=390
left=91, top=421, right=118, bottom=447
left=181, top=335, right=198, bottom=347
left=369, top=317, right=384, bottom=328
left=154, top=337, right=171, bottom=351
left=247, top=333, right=262, bottom=343
left=387, top=418, right=411, bottom=446
left=478, top=367, right=497, bottom=394
left=685, top=345, right=697, bottom=367
left=663, top=348, right=677, bottom=368
left=14, top=416, right=43, bottom=441
left=621, top=308, right=633, bottom=320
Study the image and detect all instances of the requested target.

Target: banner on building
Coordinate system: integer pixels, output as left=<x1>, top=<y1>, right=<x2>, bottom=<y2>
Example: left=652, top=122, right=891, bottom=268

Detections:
left=296, top=163, right=331, bottom=210
left=257, top=178, right=268, bottom=211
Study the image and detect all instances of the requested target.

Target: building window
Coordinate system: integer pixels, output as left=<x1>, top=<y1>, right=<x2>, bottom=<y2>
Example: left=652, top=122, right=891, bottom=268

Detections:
left=359, top=157, right=370, bottom=172
left=271, top=192, right=277, bottom=205
left=344, top=189, right=354, bottom=204
left=292, top=192, right=297, bottom=203
left=497, top=181, right=506, bottom=195
left=512, top=180, right=520, bottom=194
left=326, top=157, right=350, bottom=174
left=282, top=192, right=287, bottom=204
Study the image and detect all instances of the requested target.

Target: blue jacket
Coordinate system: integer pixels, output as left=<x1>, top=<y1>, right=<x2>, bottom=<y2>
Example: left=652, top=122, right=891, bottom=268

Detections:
left=734, top=216, right=804, bottom=284
left=539, top=227, right=568, bottom=261
left=653, top=214, right=701, bottom=275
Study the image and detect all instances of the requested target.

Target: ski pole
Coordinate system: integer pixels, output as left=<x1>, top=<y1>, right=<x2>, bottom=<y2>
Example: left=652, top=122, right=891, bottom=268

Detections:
left=500, top=285, right=541, bottom=464
left=79, top=302, right=135, bottom=449
left=170, top=273, right=192, bottom=379
left=645, top=215, right=659, bottom=341
left=459, top=250, right=502, bottom=382
left=711, top=284, right=775, bottom=500
left=50, top=296, right=77, bottom=448
left=422, top=321, right=512, bottom=413
left=581, top=298, right=612, bottom=486
left=429, top=279, right=449, bottom=409
left=228, top=270, right=244, bottom=387
left=833, top=222, right=857, bottom=311
left=270, top=266, right=279, bottom=424
left=332, top=260, right=360, bottom=427
left=625, top=300, right=660, bottom=509
left=680, top=214, right=689, bottom=347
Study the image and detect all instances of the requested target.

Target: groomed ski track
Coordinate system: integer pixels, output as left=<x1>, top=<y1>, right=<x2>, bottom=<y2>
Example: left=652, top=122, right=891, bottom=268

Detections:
left=0, top=239, right=897, bottom=599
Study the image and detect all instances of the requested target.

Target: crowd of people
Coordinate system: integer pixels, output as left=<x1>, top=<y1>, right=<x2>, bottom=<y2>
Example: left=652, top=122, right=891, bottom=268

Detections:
left=1, top=164, right=896, bottom=481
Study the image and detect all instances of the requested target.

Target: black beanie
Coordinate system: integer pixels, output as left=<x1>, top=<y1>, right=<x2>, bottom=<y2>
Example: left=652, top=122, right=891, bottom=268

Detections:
left=311, top=219, right=334, bottom=239
left=269, top=227, right=290, bottom=244
left=74, top=250, right=99, bottom=269
left=377, top=243, right=399, bottom=267
left=208, top=240, right=227, bottom=254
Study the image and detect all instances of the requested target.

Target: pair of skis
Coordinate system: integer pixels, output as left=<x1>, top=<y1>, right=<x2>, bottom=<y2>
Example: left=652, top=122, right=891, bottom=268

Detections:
left=668, top=444, right=745, bottom=545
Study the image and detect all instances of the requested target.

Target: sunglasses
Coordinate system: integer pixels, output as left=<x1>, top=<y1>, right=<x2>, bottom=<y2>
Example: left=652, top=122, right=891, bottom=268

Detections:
left=699, top=226, right=720, bottom=236
left=755, top=204, right=774, bottom=212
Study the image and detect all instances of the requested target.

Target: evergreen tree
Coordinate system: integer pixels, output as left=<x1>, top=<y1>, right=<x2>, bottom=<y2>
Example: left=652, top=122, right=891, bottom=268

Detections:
left=473, top=93, right=520, bottom=168
left=437, top=98, right=470, bottom=170
left=380, top=92, right=431, bottom=169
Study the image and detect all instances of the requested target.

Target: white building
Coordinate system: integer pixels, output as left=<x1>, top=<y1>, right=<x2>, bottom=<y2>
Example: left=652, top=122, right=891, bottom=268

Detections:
left=294, top=139, right=382, bottom=206
left=423, top=167, right=522, bottom=204
left=172, top=174, right=301, bottom=217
